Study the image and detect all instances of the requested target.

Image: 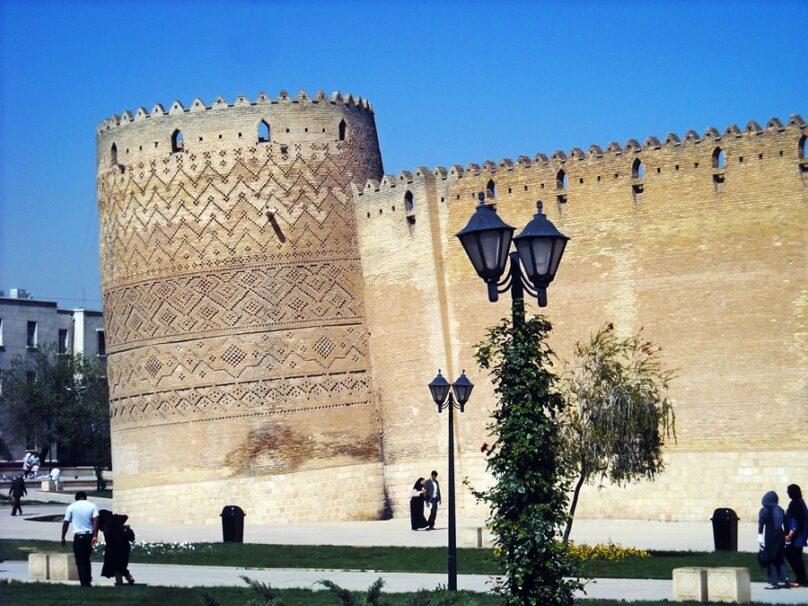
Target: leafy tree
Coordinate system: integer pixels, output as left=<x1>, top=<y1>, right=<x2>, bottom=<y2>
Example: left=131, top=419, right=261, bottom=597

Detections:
left=473, top=301, right=581, bottom=605
left=560, top=323, right=676, bottom=545
left=0, top=345, right=109, bottom=466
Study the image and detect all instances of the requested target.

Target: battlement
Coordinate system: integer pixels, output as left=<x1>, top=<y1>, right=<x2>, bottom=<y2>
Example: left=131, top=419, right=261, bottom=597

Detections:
left=96, top=89, right=382, bottom=173
left=97, top=89, right=373, bottom=133
left=355, top=114, right=806, bottom=205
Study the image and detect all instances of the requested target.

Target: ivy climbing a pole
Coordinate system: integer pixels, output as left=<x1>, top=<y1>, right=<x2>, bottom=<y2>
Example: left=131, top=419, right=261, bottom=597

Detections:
left=474, top=300, right=581, bottom=605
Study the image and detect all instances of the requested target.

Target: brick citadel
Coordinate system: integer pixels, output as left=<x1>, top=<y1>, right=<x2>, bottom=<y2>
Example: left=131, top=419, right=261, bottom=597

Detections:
left=97, top=90, right=807, bottom=525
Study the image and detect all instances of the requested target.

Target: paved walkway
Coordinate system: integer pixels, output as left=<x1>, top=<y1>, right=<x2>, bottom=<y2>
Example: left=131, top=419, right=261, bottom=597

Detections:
left=1, top=561, right=806, bottom=603
left=3, top=501, right=806, bottom=603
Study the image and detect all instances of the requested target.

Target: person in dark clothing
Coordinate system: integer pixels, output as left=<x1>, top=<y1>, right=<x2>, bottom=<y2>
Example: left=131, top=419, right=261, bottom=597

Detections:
left=409, top=477, right=429, bottom=530
left=9, top=475, right=27, bottom=516
left=98, top=509, right=135, bottom=585
left=758, top=490, right=790, bottom=589
left=784, top=484, right=808, bottom=587
left=424, top=470, right=441, bottom=530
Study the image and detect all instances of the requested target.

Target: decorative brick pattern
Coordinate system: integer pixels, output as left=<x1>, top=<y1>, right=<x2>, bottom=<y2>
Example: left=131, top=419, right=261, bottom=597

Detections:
left=97, top=91, right=385, bottom=524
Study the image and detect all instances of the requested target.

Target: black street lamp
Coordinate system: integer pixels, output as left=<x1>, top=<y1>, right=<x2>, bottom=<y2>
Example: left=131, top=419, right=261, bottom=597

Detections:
left=457, top=192, right=569, bottom=320
left=427, top=369, right=474, bottom=591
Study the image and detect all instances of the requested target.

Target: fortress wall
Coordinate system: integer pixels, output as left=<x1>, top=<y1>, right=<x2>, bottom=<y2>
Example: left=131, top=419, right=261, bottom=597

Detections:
left=97, top=91, right=386, bottom=524
left=354, top=169, right=464, bottom=515
left=358, top=117, right=808, bottom=522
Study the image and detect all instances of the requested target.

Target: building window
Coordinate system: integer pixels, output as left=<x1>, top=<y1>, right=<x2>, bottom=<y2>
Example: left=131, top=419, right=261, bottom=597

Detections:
left=338, top=120, right=347, bottom=141
left=0, top=317, right=3, bottom=347
left=110, top=143, right=118, bottom=166
left=97, top=330, right=106, bottom=357
left=712, top=147, right=726, bottom=169
left=58, top=329, right=69, bottom=354
left=556, top=169, right=568, bottom=189
left=258, top=120, right=270, bottom=143
left=404, top=190, right=414, bottom=212
left=171, top=129, right=185, bottom=153
left=800, top=135, right=807, bottom=159
left=632, top=158, right=645, bottom=179
left=27, top=321, right=38, bottom=348
left=486, top=179, right=497, bottom=199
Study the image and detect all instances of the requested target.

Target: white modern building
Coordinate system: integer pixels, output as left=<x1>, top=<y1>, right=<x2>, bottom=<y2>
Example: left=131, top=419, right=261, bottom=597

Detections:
left=0, top=289, right=105, bottom=463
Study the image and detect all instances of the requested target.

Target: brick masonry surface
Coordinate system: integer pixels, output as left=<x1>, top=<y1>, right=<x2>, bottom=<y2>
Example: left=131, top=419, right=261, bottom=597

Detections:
left=99, top=93, right=807, bottom=524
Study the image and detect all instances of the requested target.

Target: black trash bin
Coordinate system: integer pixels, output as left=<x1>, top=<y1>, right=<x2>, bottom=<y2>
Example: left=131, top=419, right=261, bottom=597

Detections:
left=220, top=505, right=245, bottom=543
left=711, top=508, right=739, bottom=551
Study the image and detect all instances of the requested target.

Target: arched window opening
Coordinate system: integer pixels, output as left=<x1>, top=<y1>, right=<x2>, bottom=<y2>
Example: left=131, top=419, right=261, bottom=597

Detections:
left=632, top=158, right=645, bottom=179
left=486, top=179, right=497, bottom=199
left=171, top=130, right=185, bottom=153
left=799, top=135, right=807, bottom=159
left=556, top=169, right=568, bottom=189
left=712, top=147, right=726, bottom=169
left=257, top=120, right=270, bottom=143
left=338, top=120, right=347, bottom=141
left=110, top=143, right=118, bottom=166
left=404, top=190, right=415, bottom=212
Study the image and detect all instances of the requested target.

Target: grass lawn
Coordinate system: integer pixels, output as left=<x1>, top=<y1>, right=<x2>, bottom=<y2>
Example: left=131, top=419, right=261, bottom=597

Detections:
left=0, top=540, right=769, bottom=582
left=0, top=581, right=788, bottom=606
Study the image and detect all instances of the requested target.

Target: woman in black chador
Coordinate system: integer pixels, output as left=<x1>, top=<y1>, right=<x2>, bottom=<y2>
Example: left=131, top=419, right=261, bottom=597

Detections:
left=99, top=509, right=135, bottom=585
left=410, top=477, right=429, bottom=531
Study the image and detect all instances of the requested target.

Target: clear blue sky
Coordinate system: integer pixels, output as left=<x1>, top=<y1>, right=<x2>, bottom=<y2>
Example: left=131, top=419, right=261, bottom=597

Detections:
left=1, top=0, right=805, bottom=309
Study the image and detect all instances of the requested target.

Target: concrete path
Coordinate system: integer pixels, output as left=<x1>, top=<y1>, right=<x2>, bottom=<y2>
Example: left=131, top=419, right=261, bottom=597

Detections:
left=0, top=561, right=806, bottom=603
left=2, top=502, right=763, bottom=551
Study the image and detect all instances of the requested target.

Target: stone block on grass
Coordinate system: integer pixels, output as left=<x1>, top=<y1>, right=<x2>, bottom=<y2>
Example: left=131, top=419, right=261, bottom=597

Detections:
left=48, top=553, right=79, bottom=581
left=673, top=567, right=708, bottom=602
left=28, top=553, right=49, bottom=580
left=707, top=567, right=751, bottom=604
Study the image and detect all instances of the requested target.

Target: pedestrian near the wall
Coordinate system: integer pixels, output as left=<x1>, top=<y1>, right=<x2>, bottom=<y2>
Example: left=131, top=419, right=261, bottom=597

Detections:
left=409, top=477, right=429, bottom=530
left=99, top=509, right=136, bottom=585
left=759, top=490, right=791, bottom=590
left=784, top=483, right=808, bottom=587
left=49, top=467, right=61, bottom=491
left=9, top=474, right=27, bottom=516
left=22, top=452, right=34, bottom=478
left=424, top=470, right=441, bottom=530
left=61, top=491, right=99, bottom=587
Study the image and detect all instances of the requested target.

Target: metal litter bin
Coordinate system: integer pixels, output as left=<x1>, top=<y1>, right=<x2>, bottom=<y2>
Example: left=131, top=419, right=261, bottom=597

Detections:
left=710, top=508, right=738, bottom=551
left=220, top=505, right=245, bottom=543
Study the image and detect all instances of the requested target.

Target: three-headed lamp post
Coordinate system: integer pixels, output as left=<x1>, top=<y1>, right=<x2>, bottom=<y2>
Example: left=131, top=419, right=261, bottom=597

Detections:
left=456, top=192, right=569, bottom=322
left=427, top=369, right=474, bottom=591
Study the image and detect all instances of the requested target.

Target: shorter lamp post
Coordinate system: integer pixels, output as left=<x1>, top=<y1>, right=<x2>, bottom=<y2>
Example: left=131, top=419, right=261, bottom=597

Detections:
left=428, top=369, right=474, bottom=592
left=456, top=192, right=569, bottom=320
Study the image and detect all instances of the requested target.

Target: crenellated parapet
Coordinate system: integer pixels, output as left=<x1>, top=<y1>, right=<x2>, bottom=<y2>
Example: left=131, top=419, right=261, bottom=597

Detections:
left=355, top=114, right=807, bottom=218
left=96, top=89, right=379, bottom=170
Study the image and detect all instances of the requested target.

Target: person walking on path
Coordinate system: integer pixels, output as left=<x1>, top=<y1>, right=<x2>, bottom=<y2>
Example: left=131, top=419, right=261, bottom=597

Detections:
left=49, top=466, right=61, bottom=491
left=784, top=484, right=808, bottom=587
left=9, top=474, right=27, bottom=516
left=61, top=491, right=99, bottom=587
left=424, top=470, right=441, bottom=530
left=99, top=509, right=136, bottom=585
left=759, top=490, right=791, bottom=590
left=409, top=477, right=429, bottom=531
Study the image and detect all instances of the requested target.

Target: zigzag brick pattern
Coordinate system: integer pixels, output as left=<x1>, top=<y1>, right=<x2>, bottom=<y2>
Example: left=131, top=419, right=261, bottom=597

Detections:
left=96, top=91, right=387, bottom=523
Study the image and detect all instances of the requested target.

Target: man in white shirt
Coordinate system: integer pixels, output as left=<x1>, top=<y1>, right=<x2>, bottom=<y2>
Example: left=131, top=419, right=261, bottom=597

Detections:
left=60, top=491, right=99, bottom=586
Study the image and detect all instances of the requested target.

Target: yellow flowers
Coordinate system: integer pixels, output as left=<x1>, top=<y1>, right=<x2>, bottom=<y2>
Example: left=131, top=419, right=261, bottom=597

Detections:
left=567, top=541, right=650, bottom=563
left=491, top=540, right=649, bottom=563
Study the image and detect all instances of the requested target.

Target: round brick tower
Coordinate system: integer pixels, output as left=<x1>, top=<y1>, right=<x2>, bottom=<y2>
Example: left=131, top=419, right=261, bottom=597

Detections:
left=96, top=90, right=385, bottom=523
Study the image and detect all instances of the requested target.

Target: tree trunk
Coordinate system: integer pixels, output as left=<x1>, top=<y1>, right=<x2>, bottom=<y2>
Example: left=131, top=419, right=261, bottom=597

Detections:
left=563, top=472, right=586, bottom=546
